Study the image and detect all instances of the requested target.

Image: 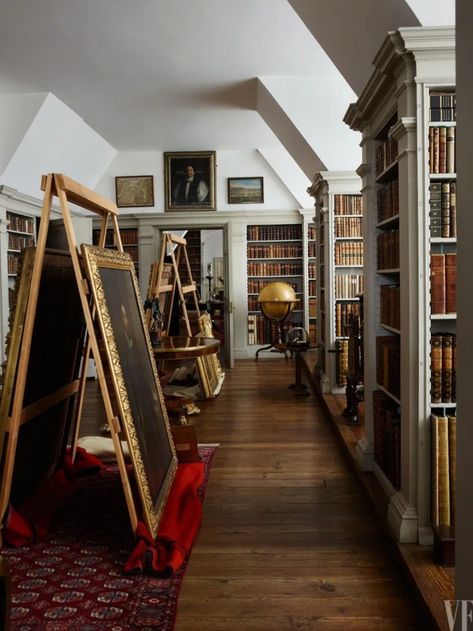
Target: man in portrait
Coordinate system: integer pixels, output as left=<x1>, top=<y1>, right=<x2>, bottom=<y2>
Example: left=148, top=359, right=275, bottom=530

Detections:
left=172, top=163, right=209, bottom=205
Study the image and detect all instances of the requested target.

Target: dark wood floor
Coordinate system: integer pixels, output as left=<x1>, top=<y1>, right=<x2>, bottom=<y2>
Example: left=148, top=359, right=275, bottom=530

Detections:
left=82, top=357, right=428, bottom=630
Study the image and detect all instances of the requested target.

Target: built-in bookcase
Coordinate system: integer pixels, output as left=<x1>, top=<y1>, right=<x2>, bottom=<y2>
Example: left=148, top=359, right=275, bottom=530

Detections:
left=308, top=172, right=362, bottom=393
left=247, top=223, right=304, bottom=346
left=345, top=26, right=455, bottom=546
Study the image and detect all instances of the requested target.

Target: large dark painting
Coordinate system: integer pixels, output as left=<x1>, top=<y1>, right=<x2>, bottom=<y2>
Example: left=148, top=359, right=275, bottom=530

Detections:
left=82, top=245, right=177, bottom=535
left=0, top=248, right=86, bottom=514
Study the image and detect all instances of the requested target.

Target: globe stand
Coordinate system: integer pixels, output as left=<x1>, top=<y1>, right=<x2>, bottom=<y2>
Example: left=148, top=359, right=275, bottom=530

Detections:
left=255, top=314, right=290, bottom=361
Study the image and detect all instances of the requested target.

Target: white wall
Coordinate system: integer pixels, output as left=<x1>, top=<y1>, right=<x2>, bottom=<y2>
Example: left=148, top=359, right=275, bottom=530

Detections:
left=1, top=93, right=117, bottom=198
left=95, top=148, right=300, bottom=214
left=0, top=92, right=45, bottom=178
left=201, top=229, right=223, bottom=295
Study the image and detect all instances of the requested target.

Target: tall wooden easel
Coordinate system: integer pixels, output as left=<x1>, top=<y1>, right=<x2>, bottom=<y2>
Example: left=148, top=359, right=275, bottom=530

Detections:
left=146, top=232, right=224, bottom=398
left=0, top=173, right=139, bottom=538
left=151, top=232, right=201, bottom=337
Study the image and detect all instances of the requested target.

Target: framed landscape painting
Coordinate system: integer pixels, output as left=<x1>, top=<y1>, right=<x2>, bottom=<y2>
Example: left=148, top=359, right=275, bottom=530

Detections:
left=164, top=151, right=216, bottom=211
left=227, top=177, right=264, bottom=204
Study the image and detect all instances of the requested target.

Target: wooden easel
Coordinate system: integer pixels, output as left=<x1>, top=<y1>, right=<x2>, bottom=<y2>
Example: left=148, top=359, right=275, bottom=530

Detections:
left=146, top=232, right=223, bottom=398
left=151, top=232, right=201, bottom=337
left=0, top=173, right=139, bottom=538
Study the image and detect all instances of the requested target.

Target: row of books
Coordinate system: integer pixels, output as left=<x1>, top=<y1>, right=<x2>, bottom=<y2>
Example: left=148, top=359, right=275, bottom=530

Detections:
left=428, top=126, right=456, bottom=174
left=120, top=228, right=139, bottom=245
left=430, top=181, right=456, bottom=239
left=8, top=233, right=35, bottom=252
left=308, top=280, right=316, bottom=296
left=334, top=216, right=363, bottom=238
left=334, top=241, right=363, bottom=266
left=430, top=92, right=456, bottom=122
left=430, top=253, right=456, bottom=314
left=376, top=335, right=400, bottom=400
left=377, top=180, right=399, bottom=224
left=247, top=262, right=302, bottom=277
left=8, top=286, right=15, bottom=307
left=334, top=194, right=363, bottom=216
left=335, top=274, right=364, bottom=299
left=308, top=263, right=316, bottom=277
left=380, top=285, right=400, bottom=330
left=431, top=333, right=456, bottom=404
left=247, top=225, right=302, bottom=241
left=247, top=314, right=303, bottom=345
left=336, top=339, right=349, bottom=386
left=373, top=390, right=401, bottom=490
left=308, top=298, right=317, bottom=317
left=7, top=212, right=35, bottom=235
left=431, top=414, right=456, bottom=528
left=247, top=244, right=302, bottom=258
left=308, top=242, right=316, bottom=257
left=7, top=254, right=19, bottom=275
left=375, top=136, right=398, bottom=176
left=247, top=279, right=299, bottom=294
left=377, top=230, right=399, bottom=270
left=247, top=296, right=260, bottom=311
left=123, top=245, right=139, bottom=262
left=308, top=226, right=316, bottom=240
left=335, top=301, right=361, bottom=337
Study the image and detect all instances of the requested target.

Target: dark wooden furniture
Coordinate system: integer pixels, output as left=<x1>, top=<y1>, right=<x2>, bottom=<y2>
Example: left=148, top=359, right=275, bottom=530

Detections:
left=276, top=342, right=314, bottom=396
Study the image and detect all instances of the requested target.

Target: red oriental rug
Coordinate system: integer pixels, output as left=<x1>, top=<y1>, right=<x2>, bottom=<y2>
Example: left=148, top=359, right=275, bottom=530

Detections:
left=2, top=444, right=217, bottom=630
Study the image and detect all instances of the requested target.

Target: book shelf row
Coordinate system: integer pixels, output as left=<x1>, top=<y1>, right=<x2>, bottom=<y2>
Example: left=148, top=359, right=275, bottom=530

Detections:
left=430, top=181, right=456, bottom=239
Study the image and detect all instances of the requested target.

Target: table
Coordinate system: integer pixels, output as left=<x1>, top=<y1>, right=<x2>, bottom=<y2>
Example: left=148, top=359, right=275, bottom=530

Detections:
left=152, top=336, right=220, bottom=360
left=275, top=343, right=313, bottom=396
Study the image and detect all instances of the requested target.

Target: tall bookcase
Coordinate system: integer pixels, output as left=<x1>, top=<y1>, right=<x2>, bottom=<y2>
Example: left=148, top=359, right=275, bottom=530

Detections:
left=307, top=222, right=317, bottom=345
left=344, top=26, right=455, bottom=544
left=247, top=223, right=304, bottom=346
left=308, top=172, right=363, bottom=393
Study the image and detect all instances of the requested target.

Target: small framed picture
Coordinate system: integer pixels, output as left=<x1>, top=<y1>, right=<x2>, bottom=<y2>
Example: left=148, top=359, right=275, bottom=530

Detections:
left=115, top=175, right=154, bottom=208
left=164, top=151, right=216, bottom=211
left=227, top=177, right=264, bottom=204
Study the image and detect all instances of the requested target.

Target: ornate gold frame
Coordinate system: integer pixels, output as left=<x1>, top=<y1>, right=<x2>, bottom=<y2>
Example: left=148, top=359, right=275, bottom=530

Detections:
left=81, top=245, right=177, bottom=535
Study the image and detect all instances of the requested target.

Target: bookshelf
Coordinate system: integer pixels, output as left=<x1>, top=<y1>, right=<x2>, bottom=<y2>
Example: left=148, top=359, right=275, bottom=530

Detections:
left=307, top=222, right=317, bottom=345
left=308, top=172, right=362, bottom=393
left=6, top=211, right=36, bottom=305
left=344, top=26, right=455, bottom=545
left=247, top=223, right=304, bottom=346
left=92, top=224, right=140, bottom=278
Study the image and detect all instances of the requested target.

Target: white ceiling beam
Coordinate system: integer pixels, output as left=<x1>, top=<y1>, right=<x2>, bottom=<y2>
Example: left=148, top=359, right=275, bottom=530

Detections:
left=256, top=79, right=325, bottom=179
left=257, top=146, right=314, bottom=209
left=288, top=0, right=420, bottom=95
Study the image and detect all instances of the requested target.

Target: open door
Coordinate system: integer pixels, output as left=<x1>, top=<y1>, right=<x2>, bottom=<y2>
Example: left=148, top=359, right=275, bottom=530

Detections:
left=223, top=223, right=234, bottom=368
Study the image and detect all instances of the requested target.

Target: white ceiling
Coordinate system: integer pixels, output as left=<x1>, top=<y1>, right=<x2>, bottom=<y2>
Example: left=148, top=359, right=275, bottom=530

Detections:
left=0, top=0, right=455, bottom=158
left=0, top=0, right=341, bottom=152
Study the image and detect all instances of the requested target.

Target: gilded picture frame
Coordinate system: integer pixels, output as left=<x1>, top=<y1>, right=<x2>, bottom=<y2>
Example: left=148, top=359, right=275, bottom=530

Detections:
left=164, top=151, right=216, bottom=211
left=115, top=175, right=154, bottom=208
left=81, top=245, right=177, bottom=536
left=227, top=177, right=264, bottom=204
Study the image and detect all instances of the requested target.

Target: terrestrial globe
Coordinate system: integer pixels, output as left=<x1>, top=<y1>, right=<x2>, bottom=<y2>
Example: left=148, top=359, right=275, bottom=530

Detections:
left=258, top=281, right=298, bottom=321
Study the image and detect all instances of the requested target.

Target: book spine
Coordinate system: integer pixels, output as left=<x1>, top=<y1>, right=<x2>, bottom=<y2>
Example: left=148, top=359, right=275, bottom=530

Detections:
left=445, top=252, right=457, bottom=314
left=430, top=253, right=446, bottom=314
left=431, top=334, right=443, bottom=404
left=448, top=415, right=456, bottom=525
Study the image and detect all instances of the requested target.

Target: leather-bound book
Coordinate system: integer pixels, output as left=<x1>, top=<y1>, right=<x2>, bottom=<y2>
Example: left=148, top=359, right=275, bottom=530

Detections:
left=442, top=334, right=453, bottom=403
left=446, top=126, right=456, bottom=173
left=431, top=414, right=440, bottom=526
left=448, top=415, right=456, bottom=526
left=431, top=334, right=443, bottom=404
left=449, top=181, right=457, bottom=238
left=437, top=415, right=451, bottom=526
left=445, top=252, right=456, bottom=314
left=430, top=253, right=446, bottom=314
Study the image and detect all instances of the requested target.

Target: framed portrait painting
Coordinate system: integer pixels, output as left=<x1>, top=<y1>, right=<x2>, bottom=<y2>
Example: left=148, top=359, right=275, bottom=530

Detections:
left=227, top=177, right=264, bottom=204
left=164, top=151, right=216, bottom=211
left=81, top=245, right=177, bottom=536
left=115, top=175, right=154, bottom=208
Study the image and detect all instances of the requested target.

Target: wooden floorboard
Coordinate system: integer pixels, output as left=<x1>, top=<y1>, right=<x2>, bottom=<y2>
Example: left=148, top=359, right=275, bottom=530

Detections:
left=81, top=358, right=430, bottom=629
